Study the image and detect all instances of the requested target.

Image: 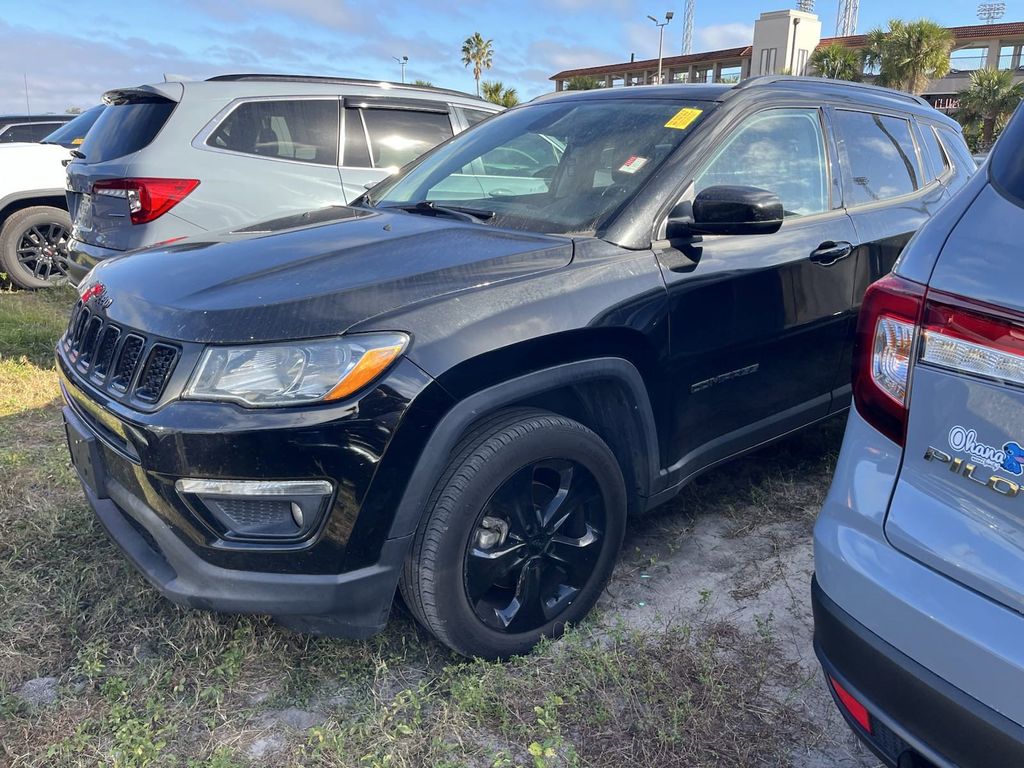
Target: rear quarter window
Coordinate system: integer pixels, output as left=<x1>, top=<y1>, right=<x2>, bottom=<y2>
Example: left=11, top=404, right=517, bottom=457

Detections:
left=991, top=104, right=1024, bottom=207
left=918, top=123, right=950, bottom=181
left=79, top=99, right=175, bottom=162
left=834, top=109, right=921, bottom=205
left=208, top=99, right=340, bottom=165
left=937, top=125, right=977, bottom=176
left=460, top=107, right=496, bottom=127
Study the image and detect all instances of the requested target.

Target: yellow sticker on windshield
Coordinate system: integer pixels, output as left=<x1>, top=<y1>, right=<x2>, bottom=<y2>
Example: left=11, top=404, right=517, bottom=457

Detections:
left=665, top=107, right=702, bottom=130
left=72, top=138, right=84, bottom=145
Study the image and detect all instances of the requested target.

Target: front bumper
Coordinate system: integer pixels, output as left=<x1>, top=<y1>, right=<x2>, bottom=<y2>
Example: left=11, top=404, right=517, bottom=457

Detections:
left=64, top=238, right=121, bottom=286
left=80, top=445, right=411, bottom=637
left=813, top=576, right=1024, bottom=768
left=59, top=348, right=442, bottom=636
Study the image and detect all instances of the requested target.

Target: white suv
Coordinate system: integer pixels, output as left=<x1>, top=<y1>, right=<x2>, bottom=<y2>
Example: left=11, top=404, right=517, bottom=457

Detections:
left=0, top=106, right=103, bottom=288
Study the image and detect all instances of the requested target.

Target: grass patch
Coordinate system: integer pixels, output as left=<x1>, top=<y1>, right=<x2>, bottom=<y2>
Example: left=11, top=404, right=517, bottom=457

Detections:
left=0, top=290, right=844, bottom=767
left=0, top=285, right=77, bottom=368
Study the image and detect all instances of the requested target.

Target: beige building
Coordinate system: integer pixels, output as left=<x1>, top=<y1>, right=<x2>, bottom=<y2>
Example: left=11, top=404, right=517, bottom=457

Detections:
left=550, top=12, right=1024, bottom=113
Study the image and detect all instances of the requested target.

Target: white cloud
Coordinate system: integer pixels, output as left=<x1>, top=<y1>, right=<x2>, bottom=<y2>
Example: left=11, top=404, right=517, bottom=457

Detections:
left=697, top=22, right=754, bottom=52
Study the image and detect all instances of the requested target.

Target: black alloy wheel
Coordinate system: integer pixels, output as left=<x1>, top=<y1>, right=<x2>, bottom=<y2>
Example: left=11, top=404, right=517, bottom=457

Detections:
left=464, top=459, right=605, bottom=633
left=0, top=206, right=72, bottom=289
left=400, top=409, right=627, bottom=659
left=16, top=221, right=69, bottom=282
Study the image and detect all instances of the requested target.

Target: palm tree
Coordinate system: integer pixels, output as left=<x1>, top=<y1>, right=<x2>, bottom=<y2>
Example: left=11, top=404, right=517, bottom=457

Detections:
left=413, top=79, right=434, bottom=88
left=809, top=43, right=862, bottom=81
left=566, top=75, right=604, bottom=91
left=481, top=80, right=519, bottom=107
left=863, top=19, right=953, bottom=94
left=461, top=32, right=494, bottom=97
left=957, top=67, right=1024, bottom=148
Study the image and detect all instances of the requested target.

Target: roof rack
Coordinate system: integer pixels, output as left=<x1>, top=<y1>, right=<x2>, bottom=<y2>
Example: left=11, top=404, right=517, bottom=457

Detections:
left=729, top=75, right=931, bottom=107
left=206, top=74, right=479, bottom=101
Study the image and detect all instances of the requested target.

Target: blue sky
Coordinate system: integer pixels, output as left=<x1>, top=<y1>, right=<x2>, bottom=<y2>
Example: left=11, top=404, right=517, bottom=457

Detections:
left=0, top=0, right=1016, bottom=113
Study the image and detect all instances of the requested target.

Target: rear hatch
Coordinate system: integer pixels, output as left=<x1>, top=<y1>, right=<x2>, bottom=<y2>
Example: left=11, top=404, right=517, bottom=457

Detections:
left=886, top=122, right=1024, bottom=615
left=67, top=83, right=181, bottom=251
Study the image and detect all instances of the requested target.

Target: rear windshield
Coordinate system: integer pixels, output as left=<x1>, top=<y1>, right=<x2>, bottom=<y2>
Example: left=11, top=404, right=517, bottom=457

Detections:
left=77, top=98, right=175, bottom=163
left=41, top=105, right=104, bottom=148
left=991, top=104, right=1024, bottom=207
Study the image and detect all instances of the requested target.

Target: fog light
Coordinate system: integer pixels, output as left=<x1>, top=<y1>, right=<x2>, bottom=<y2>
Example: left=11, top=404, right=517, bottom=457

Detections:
left=174, top=479, right=333, bottom=542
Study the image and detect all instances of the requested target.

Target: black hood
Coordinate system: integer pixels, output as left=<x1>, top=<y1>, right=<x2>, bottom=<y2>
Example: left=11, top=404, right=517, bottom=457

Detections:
left=83, top=207, right=573, bottom=343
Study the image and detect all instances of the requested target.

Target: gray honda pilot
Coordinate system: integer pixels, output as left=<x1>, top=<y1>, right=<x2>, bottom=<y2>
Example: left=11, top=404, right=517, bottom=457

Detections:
left=813, top=104, right=1024, bottom=766
left=63, top=74, right=499, bottom=285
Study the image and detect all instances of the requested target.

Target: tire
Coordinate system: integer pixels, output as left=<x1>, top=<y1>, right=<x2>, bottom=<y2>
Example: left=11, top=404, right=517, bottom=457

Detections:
left=0, top=206, right=71, bottom=289
left=400, top=408, right=627, bottom=659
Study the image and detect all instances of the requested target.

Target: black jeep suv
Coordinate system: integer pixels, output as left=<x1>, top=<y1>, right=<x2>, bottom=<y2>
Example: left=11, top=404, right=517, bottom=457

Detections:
left=59, top=77, right=973, bottom=658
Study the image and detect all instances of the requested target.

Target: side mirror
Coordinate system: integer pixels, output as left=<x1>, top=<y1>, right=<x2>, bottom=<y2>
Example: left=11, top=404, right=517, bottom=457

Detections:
left=667, top=185, right=784, bottom=238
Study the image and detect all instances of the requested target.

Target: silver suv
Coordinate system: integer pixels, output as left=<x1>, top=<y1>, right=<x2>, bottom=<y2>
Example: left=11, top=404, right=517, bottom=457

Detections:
left=813, top=104, right=1024, bottom=766
left=64, top=74, right=500, bottom=284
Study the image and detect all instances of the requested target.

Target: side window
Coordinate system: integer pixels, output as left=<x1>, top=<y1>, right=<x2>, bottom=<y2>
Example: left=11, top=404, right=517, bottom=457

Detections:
left=919, top=123, right=951, bottom=181
left=342, top=107, right=371, bottom=168
left=937, top=126, right=977, bottom=174
left=0, top=123, right=57, bottom=143
left=694, top=108, right=829, bottom=218
left=361, top=109, right=453, bottom=170
left=460, top=107, right=494, bottom=128
left=207, top=99, right=340, bottom=165
left=835, top=110, right=920, bottom=205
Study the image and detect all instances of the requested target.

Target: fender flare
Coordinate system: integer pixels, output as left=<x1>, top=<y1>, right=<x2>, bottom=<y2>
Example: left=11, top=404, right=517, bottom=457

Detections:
left=0, top=188, right=67, bottom=218
left=385, top=357, right=661, bottom=540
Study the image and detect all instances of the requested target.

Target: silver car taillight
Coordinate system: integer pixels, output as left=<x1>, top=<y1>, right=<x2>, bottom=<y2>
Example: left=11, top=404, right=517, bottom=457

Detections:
left=920, top=300, right=1024, bottom=388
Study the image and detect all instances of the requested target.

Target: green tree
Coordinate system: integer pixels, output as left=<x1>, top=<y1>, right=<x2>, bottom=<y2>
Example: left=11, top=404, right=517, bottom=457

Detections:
left=863, top=18, right=953, bottom=94
left=413, top=79, right=434, bottom=87
left=566, top=75, right=604, bottom=90
left=461, top=32, right=494, bottom=97
left=957, top=67, right=1024, bottom=148
left=808, top=43, right=862, bottom=81
left=481, top=80, right=519, bottom=107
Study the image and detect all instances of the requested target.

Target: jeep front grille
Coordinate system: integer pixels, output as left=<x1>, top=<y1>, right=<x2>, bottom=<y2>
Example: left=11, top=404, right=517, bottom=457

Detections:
left=62, top=300, right=179, bottom=405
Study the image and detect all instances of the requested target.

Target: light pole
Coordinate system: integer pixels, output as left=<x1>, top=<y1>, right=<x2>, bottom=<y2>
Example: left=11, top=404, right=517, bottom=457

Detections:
left=393, top=55, right=408, bottom=83
left=647, top=12, right=674, bottom=84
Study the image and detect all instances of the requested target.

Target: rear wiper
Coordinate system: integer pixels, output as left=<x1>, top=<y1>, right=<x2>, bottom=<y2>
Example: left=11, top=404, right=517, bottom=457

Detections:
left=388, top=200, right=495, bottom=223
left=69, top=149, right=86, bottom=159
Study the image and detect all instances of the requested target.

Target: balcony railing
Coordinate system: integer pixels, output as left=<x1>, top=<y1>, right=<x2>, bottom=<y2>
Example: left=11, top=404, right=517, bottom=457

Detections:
left=949, top=54, right=987, bottom=72
left=947, top=54, right=1023, bottom=73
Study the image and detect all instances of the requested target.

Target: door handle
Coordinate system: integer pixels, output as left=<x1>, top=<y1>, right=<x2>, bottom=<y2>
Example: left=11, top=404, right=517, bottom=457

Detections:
left=809, top=241, right=854, bottom=266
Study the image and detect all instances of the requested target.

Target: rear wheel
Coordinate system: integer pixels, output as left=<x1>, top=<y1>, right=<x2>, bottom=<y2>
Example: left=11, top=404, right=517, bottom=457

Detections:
left=400, top=409, right=626, bottom=659
left=0, top=206, right=71, bottom=289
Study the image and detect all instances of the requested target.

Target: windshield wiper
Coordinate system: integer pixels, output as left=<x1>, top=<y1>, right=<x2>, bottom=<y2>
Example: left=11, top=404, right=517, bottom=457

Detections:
left=387, top=201, right=495, bottom=223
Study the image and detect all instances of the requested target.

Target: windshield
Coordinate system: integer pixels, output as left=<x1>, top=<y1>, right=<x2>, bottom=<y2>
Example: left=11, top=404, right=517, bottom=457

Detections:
left=42, top=105, right=104, bottom=148
left=367, top=98, right=715, bottom=235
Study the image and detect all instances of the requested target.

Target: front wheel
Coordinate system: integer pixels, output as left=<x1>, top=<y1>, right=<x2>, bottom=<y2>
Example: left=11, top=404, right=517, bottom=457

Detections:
left=0, top=206, right=71, bottom=289
left=400, top=409, right=627, bottom=659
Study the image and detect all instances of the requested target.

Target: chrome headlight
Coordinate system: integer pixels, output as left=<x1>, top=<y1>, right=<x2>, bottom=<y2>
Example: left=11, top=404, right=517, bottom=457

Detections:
left=183, top=333, right=408, bottom=407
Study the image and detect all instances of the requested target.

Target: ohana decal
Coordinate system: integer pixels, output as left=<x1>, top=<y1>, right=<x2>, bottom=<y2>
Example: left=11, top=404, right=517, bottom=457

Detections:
left=947, top=425, right=1024, bottom=476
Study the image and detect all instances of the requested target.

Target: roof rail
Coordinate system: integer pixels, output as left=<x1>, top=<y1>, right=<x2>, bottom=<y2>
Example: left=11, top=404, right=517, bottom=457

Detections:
left=205, top=74, right=480, bottom=101
left=729, top=75, right=931, bottom=107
